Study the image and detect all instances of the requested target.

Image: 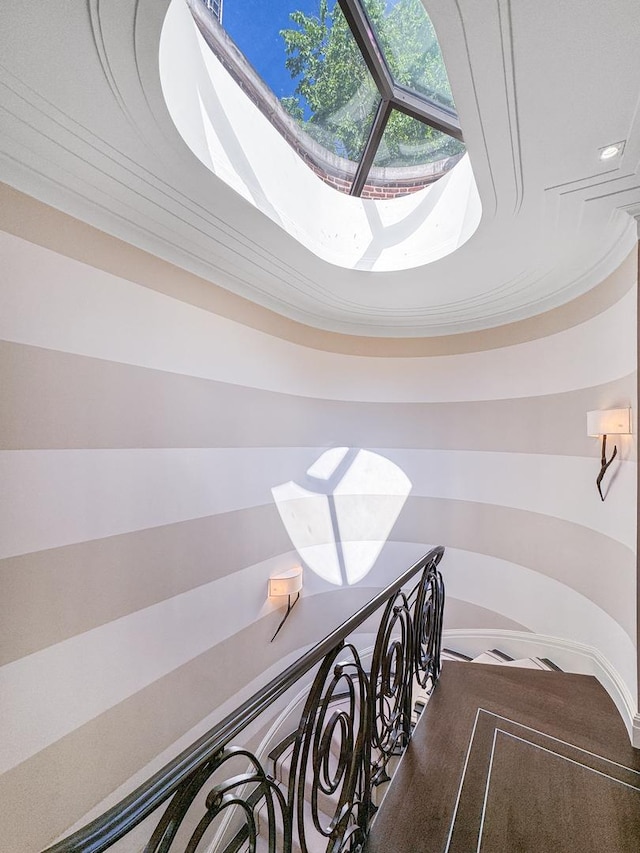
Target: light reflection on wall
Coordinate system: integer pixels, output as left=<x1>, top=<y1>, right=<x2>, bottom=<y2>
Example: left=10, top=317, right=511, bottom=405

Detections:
left=272, top=448, right=412, bottom=586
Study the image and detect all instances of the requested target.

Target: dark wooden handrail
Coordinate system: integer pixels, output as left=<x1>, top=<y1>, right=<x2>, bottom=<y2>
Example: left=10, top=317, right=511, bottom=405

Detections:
left=43, top=546, right=444, bottom=853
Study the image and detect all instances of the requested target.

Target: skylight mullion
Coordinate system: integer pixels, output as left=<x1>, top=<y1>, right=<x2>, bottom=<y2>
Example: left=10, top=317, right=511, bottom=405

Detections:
left=350, top=98, right=393, bottom=197
left=202, top=0, right=466, bottom=199
left=338, top=0, right=394, bottom=101
left=392, top=86, right=463, bottom=141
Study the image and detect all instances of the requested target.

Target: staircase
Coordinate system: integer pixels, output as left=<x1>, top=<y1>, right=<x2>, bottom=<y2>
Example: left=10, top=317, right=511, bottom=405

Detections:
left=413, top=647, right=562, bottom=723
left=367, top=660, right=640, bottom=853
left=442, top=647, right=562, bottom=670
left=240, top=647, right=563, bottom=852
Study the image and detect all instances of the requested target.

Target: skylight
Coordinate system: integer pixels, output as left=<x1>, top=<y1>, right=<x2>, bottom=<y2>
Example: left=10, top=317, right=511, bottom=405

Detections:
left=162, top=0, right=481, bottom=270
left=198, top=0, right=464, bottom=198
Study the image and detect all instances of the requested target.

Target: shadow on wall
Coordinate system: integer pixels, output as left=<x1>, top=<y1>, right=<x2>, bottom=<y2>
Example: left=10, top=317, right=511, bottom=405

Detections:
left=272, top=448, right=412, bottom=586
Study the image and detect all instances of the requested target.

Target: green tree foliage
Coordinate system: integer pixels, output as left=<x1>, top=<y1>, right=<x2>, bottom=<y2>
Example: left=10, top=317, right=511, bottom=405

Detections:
left=281, top=96, right=304, bottom=121
left=280, top=0, right=464, bottom=167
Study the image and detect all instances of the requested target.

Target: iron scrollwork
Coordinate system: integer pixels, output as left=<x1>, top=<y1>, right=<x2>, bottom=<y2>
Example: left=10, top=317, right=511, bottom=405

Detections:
left=413, top=558, right=446, bottom=692
left=144, top=747, right=290, bottom=853
left=368, top=592, right=414, bottom=788
left=42, top=548, right=445, bottom=853
left=367, top=555, right=445, bottom=794
left=288, top=643, right=371, bottom=853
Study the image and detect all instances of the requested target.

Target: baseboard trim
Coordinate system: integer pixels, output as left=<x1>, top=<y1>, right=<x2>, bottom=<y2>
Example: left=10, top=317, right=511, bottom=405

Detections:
left=443, top=629, right=639, bottom=748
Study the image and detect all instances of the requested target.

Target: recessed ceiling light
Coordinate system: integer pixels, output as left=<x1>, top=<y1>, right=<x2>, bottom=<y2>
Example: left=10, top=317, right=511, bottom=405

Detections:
left=599, top=141, right=625, bottom=161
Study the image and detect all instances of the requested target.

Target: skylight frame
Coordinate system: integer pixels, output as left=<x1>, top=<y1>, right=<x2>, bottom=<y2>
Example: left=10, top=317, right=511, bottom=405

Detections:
left=339, top=0, right=464, bottom=196
left=163, top=0, right=482, bottom=271
left=198, top=0, right=464, bottom=199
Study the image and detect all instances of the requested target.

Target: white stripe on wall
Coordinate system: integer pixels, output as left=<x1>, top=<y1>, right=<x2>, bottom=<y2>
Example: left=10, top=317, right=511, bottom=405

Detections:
left=0, top=448, right=634, bottom=559
left=380, top=448, right=637, bottom=551
left=1, top=231, right=636, bottom=403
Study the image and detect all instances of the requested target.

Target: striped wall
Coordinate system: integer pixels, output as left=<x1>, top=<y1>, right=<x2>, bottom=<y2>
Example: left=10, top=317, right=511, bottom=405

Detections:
left=0, top=185, right=637, bottom=852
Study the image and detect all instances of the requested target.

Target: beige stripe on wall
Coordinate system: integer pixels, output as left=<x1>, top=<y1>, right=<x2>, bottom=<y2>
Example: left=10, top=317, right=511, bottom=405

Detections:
left=0, top=504, right=290, bottom=666
left=0, top=339, right=636, bottom=458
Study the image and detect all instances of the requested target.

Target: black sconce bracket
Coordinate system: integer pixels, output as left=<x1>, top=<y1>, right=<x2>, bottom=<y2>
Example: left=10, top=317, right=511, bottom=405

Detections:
left=270, top=592, right=300, bottom=642
left=596, top=434, right=617, bottom=501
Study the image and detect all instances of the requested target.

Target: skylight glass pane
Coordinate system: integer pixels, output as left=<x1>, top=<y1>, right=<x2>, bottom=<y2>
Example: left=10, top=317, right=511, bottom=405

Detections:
left=372, top=109, right=464, bottom=168
left=222, top=2, right=309, bottom=101
left=223, top=1, right=380, bottom=167
left=360, top=0, right=457, bottom=111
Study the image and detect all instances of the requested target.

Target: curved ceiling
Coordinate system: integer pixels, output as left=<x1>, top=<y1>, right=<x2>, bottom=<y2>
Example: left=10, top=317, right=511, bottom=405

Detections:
left=0, top=0, right=639, bottom=336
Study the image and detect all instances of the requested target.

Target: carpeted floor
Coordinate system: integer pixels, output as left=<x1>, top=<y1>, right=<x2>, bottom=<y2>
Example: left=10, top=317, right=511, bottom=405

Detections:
left=365, top=661, right=640, bottom=853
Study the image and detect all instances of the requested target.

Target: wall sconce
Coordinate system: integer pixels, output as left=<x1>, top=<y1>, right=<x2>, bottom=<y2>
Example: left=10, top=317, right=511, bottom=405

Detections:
left=586, top=408, right=631, bottom=501
left=269, top=567, right=303, bottom=642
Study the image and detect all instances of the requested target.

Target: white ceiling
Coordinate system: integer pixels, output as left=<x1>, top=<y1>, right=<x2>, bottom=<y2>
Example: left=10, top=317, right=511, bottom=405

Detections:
left=1, top=0, right=639, bottom=336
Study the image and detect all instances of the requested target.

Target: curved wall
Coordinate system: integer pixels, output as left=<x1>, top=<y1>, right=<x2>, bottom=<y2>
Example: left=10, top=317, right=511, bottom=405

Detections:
left=0, top=184, right=636, bottom=851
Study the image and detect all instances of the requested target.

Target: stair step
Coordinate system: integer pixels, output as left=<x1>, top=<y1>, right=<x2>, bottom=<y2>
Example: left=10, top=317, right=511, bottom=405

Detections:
left=470, top=649, right=514, bottom=665
left=446, top=647, right=562, bottom=672
left=253, top=793, right=335, bottom=853
left=499, top=656, right=562, bottom=671
left=273, top=741, right=342, bottom=819
left=258, top=648, right=564, bottom=852
left=442, top=648, right=473, bottom=662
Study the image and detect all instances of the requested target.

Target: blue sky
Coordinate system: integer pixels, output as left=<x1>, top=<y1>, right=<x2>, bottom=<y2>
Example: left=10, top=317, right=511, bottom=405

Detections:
left=223, top=1, right=335, bottom=99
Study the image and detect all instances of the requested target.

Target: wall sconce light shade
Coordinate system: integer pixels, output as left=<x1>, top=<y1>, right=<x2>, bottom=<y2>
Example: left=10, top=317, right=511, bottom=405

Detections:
left=268, top=568, right=303, bottom=598
left=269, top=567, right=303, bottom=642
left=586, top=408, right=631, bottom=437
left=586, top=408, right=631, bottom=501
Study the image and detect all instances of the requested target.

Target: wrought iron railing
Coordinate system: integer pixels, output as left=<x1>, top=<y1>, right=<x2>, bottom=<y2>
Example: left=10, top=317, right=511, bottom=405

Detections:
left=42, top=547, right=445, bottom=853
